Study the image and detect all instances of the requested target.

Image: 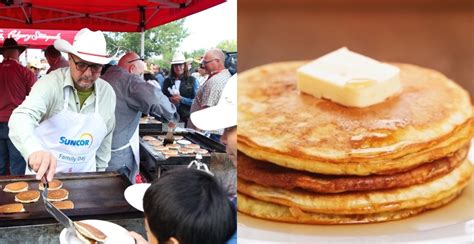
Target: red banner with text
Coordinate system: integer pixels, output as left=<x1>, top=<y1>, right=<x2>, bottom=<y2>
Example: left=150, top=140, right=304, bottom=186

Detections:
left=0, top=28, right=77, bottom=49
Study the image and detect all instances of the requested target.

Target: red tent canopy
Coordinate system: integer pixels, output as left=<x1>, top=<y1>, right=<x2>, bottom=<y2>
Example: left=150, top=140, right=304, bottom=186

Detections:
left=0, top=28, right=77, bottom=49
left=0, top=0, right=225, bottom=32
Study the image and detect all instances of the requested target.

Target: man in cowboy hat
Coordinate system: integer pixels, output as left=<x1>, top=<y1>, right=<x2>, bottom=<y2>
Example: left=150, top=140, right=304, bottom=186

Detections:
left=101, top=51, right=178, bottom=183
left=9, top=28, right=117, bottom=182
left=0, top=38, right=37, bottom=176
left=187, top=48, right=232, bottom=142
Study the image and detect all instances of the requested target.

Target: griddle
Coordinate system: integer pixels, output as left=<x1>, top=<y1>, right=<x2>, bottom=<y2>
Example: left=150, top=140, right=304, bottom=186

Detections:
left=139, top=117, right=163, bottom=135
left=139, top=131, right=226, bottom=180
left=0, top=172, right=142, bottom=227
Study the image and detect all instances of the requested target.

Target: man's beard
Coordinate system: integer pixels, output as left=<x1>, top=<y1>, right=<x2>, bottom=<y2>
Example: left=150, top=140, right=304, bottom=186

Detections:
left=74, top=76, right=95, bottom=91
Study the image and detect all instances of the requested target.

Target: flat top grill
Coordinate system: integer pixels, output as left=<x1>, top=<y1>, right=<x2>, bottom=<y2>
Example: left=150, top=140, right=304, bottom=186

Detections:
left=0, top=172, right=141, bottom=227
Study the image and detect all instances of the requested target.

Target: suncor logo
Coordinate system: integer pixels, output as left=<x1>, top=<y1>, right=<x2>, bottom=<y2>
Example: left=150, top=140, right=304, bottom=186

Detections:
left=59, top=133, right=93, bottom=148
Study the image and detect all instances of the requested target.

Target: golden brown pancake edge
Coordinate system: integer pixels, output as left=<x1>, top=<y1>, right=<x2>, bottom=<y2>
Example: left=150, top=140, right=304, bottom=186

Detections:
left=238, top=61, right=474, bottom=174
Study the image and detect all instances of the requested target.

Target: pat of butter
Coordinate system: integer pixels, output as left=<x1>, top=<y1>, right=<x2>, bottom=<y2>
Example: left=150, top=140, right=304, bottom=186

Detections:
left=297, top=47, right=401, bottom=107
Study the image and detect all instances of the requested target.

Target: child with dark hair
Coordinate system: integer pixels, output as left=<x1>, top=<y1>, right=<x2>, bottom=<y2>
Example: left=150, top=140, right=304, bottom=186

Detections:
left=129, top=168, right=237, bottom=244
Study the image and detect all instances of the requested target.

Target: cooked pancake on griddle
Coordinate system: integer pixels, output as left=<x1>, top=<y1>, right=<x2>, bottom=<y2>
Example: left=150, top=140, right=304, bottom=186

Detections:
left=74, top=221, right=108, bottom=242
left=238, top=62, right=474, bottom=175
left=153, top=145, right=168, bottom=151
left=239, top=159, right=472, bottom=215
left=186, top=144, right=201, bottom=149
left=15, top=190, right=41, bottom=203
left=52, top=200, right=74, bottom=210
left=195, top=148, right=209, bottom=155
left=0, top=203, right=25, bottom=214
left=3, top=181, right=28, bottom=193
left=238, top=145, right=468, bottom=193
left=39, top=179, right=63, bottom=190
left=238, top=190, right=462, bottom=225
left=178, top=148, right=194, bottom=154
left=148, top=140, right=163, bottom=146
left=167, top=144, right=181, bottom=150
left=142, top=136, right=157, bottom=141
left=46, top=189, right=69, bottom=202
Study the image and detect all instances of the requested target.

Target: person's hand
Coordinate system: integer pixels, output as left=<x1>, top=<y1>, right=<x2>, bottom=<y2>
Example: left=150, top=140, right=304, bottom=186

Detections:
left=128, top=231, right=148, bottom=244
left=170, top=95, right=181, bottom=105
left=28, top=150, right=57, bottom=181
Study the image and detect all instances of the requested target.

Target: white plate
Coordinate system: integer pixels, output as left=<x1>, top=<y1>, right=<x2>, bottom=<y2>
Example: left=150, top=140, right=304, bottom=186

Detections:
left=124, top=183, right=151, bottom=212
left=59, top=219, right=134, bottom=244
left=238, top=140, right=474, bottom=243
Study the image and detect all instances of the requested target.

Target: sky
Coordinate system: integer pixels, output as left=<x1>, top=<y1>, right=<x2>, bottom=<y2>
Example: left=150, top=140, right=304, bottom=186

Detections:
left=179, top=0, right=237, bottom=52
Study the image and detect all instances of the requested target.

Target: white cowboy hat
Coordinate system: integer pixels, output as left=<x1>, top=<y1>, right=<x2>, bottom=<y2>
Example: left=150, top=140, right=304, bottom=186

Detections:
left=170, top=52, right=186, bottom=64
left=54, top=28, right=112, bottom=64
left=190, top=74, right=237, bottom=131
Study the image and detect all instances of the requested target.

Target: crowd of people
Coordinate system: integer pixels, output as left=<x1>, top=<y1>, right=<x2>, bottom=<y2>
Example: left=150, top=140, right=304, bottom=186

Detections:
left=0, top=28, right=236, bottom=243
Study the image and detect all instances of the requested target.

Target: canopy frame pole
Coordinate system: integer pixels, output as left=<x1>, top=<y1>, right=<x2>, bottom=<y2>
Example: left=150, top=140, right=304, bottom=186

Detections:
left=140, top=7, right=145, bottom=57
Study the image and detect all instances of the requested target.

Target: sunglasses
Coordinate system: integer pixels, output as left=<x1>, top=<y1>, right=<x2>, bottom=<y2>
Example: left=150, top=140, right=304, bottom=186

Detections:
left=70, top=56, right=103, bottom=73
left=127, top=57, right=145, bottom=63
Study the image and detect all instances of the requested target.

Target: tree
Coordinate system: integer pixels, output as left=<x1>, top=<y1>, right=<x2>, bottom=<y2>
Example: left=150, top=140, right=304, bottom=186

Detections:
left=216, top=39, right=237, bottom=52
left=185, top=48, right=206, bottom=61
left=105, top=19, right=189, bottom=61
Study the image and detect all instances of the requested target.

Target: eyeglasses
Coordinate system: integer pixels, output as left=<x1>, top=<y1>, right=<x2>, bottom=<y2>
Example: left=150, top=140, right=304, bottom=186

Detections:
left=127, top=57, right=144, bottom=63
left=70, top=56, right=103, bottom=73
left=201, top=59, right=218, bottom=65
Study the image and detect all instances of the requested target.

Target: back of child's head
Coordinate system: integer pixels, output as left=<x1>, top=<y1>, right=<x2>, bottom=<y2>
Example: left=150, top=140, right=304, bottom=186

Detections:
left=143, top=168, right=236, bottom=244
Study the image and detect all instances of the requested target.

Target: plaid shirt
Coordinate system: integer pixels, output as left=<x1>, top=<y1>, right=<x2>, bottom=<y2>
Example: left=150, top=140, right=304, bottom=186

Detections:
left=187, top=69, right=231, bottom=134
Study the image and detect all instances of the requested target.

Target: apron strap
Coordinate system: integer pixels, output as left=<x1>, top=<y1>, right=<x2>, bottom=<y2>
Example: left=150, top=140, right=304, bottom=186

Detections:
left=111, top=142, right=131, bottom=152
left=63, top=87, right=70, bottom=110
left=94, top=85, right=100, bottom=114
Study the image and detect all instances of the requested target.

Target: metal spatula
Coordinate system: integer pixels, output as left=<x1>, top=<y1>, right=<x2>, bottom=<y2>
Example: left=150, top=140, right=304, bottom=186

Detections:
left=42, top=177, right=77, bottom=237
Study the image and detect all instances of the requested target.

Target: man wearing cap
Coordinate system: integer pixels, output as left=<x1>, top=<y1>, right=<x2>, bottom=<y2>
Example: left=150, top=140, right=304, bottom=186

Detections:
left=44, top=45, right=69, bottom=74
left=187, top=48, right=232, bottom=142
left=9, top=28, right=116, bottom=182
left=101, top=51, right=178, bottom=183
left=162, top=52, right=199, bottom=126
left=0, top=38, right=37, bottom=176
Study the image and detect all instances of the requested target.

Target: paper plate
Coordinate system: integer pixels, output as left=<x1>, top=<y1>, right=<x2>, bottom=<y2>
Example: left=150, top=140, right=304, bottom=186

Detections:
left=238, top=140, right=474, bottom=243
left=59, top=219, right=134, bottom=244
left=124, top=183, right=151, bottom=212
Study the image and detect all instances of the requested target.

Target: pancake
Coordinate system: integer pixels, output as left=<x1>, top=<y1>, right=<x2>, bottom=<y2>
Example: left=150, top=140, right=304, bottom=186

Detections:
left=194, top=148, right=209, bottom=155
left=148, top=140, right=163, bottom=146
left=167, top=144, right=181, bottom=150
left=186, top=144, right=200, bottom=149
left=238, top=145, right=468, bottom=193
left=153, top=145, right=168, bottom=151
left=39, top=179, right=63, bottom=190
left=15, top=190, right=41, bottom=203
left=162, top=150, right=178, bottom=158
left=142, top=136, right=157, bottom=141
left=3, top=181, right=28, bottom=193
left=178, top=148, right=194, bottom=154
left=47, top=189, right=69, bottom=202
left=74, top=221, right=108, bottom=242
left=238, top=159, right=473, bottom=215
left=238, top=190, right=462, bottom=224
left=52, top=200, right=74, bottom=210
left=0, top=203, right=25, bottom=214
left=238, top=61, right=474, bottom=175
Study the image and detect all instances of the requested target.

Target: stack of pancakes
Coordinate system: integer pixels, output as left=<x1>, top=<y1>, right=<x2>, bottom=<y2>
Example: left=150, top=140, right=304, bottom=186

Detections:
left=238, top=62, right=474, bottom=224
